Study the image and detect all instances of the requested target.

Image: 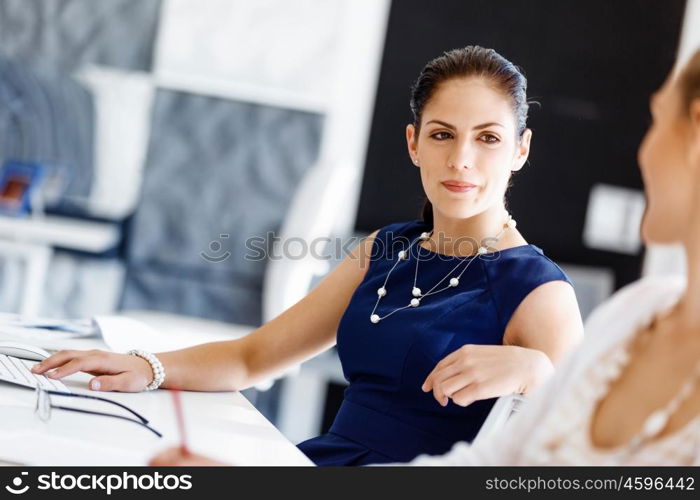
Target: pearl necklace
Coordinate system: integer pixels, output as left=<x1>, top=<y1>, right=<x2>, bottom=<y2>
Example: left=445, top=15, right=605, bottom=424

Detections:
left=625, top=360, right=700, bottom=455
left=369, top=215, right=517, bottom=324
left=537, top=310, right=700, bottom=464
left=609, top=319, right=700, bottom=461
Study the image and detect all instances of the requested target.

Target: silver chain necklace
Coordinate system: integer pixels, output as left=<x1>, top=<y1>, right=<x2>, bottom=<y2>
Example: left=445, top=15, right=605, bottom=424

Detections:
left=369, top=215, right=517, bottom=324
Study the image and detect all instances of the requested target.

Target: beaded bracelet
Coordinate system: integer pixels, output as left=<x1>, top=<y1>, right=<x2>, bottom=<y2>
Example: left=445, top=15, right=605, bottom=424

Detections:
left=127, top=349, right=165, bottom=391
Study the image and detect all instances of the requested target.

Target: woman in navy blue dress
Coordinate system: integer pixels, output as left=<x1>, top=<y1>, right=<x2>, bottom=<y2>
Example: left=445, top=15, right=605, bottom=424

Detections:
left=293, top=46, right=583, bottom=465
left=36, top=46, right=584, bottom=466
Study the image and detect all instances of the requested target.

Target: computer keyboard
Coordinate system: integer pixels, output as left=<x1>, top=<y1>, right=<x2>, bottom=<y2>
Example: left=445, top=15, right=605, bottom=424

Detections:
left=0, top=354, right=70, bottom=392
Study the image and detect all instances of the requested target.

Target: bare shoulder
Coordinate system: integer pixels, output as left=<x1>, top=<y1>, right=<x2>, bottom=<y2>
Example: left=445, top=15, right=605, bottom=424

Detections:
left=307, top=228, right=381, bottom=297
left=504, top=280, right=584, bottom=363
left=351, top=229, right=380, bottom=274
left=241, top=228, right=383, bottom=372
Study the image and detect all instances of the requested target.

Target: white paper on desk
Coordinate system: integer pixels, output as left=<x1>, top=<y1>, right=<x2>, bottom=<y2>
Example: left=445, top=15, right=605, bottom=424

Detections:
left=0, top=325, right=92, bottom=341
left=0, top=432, right=151, bottom=466
left=0, top=314, right=97, bottom=337
left=94, top=316, right=233, bottom=353
left=0, top=314, right=236, bottom=355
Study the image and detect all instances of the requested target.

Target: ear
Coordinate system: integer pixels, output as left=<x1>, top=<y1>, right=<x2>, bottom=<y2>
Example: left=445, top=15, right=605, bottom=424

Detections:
left=406, top=124, right=419, bottom=166
left=512, top=128, right=532, bottom=172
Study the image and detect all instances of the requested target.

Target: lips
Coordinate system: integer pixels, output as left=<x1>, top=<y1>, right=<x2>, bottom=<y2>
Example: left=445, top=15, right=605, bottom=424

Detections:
left=442, top=180, right=477, bottom=192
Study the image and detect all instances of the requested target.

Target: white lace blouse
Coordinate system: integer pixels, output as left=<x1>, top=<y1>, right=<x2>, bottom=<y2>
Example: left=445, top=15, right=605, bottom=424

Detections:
left=408, top=275, right=700, bottom=466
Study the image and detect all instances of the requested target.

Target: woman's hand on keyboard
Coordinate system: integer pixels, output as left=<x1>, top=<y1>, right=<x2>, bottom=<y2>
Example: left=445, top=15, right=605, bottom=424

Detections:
left=30, top=350, right=153, bottom=392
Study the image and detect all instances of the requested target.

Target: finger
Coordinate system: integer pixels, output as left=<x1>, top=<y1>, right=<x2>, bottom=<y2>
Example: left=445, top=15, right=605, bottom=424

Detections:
left=422, top=372, right=434, bottom=392
left=179, top=455, right=228, bottom=467
left=432, top=387, right=449, bottom=407
left=422, top=345, right=474, bottom=391
left=175, top=454, right=228, bottom=466
left=149, top=446, right=185, bottom=466
left=429, top=363, right=464, bottom=405
left=149, top=447, right=227, bottom=466
left=422, top=358, right=456, bottom=392
left=90, top=372, right=148, bottom=392
left=440, top=344, right=473, bottom=366
left=46, top=355, right=108, bottom=380
left=439, top=372, right=476, bottom=399
left=422, top=368, right=442, bottom=394
left=31, top=350, right=87, bottom=374
left=450, top=383, right=485, bottom=407
left=431, top=375, right=450, bottom=407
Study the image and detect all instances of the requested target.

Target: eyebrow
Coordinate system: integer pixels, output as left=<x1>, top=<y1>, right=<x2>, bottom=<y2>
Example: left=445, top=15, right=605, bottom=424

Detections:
left=425, top=119, right=505, bottom=130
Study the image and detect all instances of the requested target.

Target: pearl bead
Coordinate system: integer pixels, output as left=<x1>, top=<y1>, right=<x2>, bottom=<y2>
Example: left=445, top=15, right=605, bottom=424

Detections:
left=477, top=246, right=488, bottom=255
left=398, top=250, right=407, bottom=260
left=420, top=232, right=430, bottom=241
left=377, top=287, right=386, bottom=297
left=677, top=383, right=694, bottom=400
left=642, top=410, right=668, bottom=437
left=449, top=277, right=459, bottom=287
left=410, top=298, right=420, bottom=307
left=412, top=287, right=422, bottom=297
left=507, top=218, right=517, bottom=229
left=370, top=314, right=380, bottom=323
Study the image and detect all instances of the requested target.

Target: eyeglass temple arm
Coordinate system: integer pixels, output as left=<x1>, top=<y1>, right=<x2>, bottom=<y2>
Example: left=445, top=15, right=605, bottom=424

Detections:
left=46, top=390, right=150, bottom=424
left=51, top=405, right=163, bottom=438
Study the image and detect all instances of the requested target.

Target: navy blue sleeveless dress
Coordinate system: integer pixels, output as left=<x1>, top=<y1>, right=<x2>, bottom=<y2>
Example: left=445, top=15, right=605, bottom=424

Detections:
left=297, top=220, right=572, bottom=466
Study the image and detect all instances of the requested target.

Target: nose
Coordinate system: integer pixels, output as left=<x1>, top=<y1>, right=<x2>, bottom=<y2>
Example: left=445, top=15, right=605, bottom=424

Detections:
left=447, top=139, right=474, bottom=170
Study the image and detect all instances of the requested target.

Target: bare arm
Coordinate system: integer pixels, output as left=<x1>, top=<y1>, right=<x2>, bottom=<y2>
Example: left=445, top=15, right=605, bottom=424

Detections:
left=502, top=280, right=584, bottom=389
left=422, top=280, right=583, bottom=406
left=160, top=229, right=380, bottom=391
left=33, top=230, right=380, bottom=392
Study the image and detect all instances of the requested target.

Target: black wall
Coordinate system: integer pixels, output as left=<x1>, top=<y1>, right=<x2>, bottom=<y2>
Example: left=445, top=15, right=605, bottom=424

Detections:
left=356, top=0, right=687, bottom=289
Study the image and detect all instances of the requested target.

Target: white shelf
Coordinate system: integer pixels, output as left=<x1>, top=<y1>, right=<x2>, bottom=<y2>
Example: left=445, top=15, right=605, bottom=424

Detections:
left=154, top=70, right=327, bottom=113
left=0, top=215, right=120, bottom=254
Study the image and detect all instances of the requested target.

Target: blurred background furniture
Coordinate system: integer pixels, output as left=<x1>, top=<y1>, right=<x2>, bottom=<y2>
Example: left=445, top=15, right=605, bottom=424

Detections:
left=0, top=0, right=390, bottom=422
left=0, top=0, right=697, bottom=445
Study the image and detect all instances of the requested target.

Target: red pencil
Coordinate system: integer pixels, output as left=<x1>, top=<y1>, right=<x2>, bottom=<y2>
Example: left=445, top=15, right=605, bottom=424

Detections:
left=170, top=386, right=190, bottom=455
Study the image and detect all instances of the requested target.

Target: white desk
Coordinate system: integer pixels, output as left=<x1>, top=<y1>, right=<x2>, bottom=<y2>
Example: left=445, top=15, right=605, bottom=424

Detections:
left=0, top=214, right=121, bottom=317
left=0, top=338, right=312, bottom=466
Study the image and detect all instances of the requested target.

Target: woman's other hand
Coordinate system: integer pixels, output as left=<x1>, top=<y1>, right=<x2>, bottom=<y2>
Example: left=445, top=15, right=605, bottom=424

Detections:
left=30, top=349, right=154, bottom=392
left=149, top=446, right=229, bottom=466
left=421, top=344, right=553, bottom=407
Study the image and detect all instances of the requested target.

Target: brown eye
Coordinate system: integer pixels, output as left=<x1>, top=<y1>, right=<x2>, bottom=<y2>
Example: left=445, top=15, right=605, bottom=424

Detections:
left=431, top=131, right=452, bottom=140
left=480, top=134, right=500, bottom=144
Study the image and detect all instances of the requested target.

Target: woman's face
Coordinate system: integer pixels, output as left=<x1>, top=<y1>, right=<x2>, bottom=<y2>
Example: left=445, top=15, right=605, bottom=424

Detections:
left=406, top=77, right=531, bottom=221
left=638, top=76, right=696, bottom=243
